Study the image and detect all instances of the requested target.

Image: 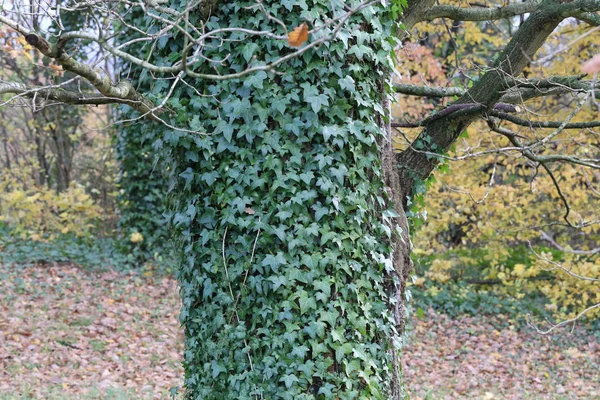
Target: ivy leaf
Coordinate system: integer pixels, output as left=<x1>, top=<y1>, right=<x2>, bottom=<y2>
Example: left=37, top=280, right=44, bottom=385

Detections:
left=322, top=126, right=339, bottom=142
left=179, top=168, right=194, bottom=189
left=281, top=0, right=296, bottom=11
left=338, top=75, right=355, bottom=92
left=331, top=327, right=344, bottom=343
left=335, top=343, right=353, bottom=362
left=291, top=345, right=309, bottom=359
left=319, top=309, right=338, bottom=326
left=211, top=361, right=226, bottom=378
left=215, top=120, right=234, bottom=143
left=318, top=383, right=336, bottom=397
left=268, top=275, right=287, bottom=290
left=241, top=42, right=259, bottom=62
left=262, top=252, right=286, bottom=272
left=313, top=279, right=331, bottom=297
left=280, top=374, right=299, bottom=389
left=301, top=83, right=329, bottom=113
left=244, top=71, right=268, bottom=89
left=298, top=291, right=317, bottom=315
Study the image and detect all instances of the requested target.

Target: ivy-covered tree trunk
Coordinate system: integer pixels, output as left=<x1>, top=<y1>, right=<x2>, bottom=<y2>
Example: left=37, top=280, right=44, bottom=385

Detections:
left=160, top=1, right=410, bottom=398
left=116, top=122, right=171, bottom=259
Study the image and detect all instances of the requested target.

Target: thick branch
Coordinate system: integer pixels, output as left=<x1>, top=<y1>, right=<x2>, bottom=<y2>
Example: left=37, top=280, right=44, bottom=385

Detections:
left=574, top=11, right=600, bottom=25
left=415, top=0, right=600, bottom=23
left=396, top=0, right=579, bottom=206
left=393, top=83, right=464, bottom=97
left=402, top=0, right=437, bottom=31
left=418, top=1, right=538, bottom=22
left=492, top=111, right=600, bottom=129
left=394, top=76, right=600, bottom=105
left=0, top=82, right=147, bottom=107
left=392, top=103, right=521, bottom=128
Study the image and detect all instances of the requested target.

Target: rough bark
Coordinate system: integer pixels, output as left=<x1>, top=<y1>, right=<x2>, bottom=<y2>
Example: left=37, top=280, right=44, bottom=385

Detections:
left=379, top=91, right=413, bottom=399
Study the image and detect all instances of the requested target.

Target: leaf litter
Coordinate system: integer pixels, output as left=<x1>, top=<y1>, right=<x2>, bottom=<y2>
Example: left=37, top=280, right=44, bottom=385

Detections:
left=0, top=263, right=183, bottom=399
left=402, top=310, right=600, bottom=399
left=0, top=263, right=598, bottom=399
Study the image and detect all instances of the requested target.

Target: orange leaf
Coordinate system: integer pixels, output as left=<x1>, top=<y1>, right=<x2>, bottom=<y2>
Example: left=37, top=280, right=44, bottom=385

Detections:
left=288, top=23, right=308, bottom=48
left=49, top=63, right=64, bottom=76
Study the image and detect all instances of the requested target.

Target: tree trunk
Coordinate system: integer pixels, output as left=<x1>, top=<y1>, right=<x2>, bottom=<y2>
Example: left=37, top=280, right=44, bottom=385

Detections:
left=162, top=1, right=410, bottom=398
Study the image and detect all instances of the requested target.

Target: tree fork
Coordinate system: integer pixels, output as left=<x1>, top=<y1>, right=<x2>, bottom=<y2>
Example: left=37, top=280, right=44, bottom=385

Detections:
left=396, top=0, right=570, bottom=203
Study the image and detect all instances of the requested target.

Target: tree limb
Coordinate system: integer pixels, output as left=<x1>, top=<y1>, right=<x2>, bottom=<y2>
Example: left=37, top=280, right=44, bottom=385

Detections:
left=491, top=111, right=600, bottom=129
left=540, top=231, right=600, bottom=255
left=418, top=1, right=538, bottom=22
left=417, top=0, right=600, bottom=23
left=396, top=0, right=600, bottom=206
left=394, top=76, right=600, bottom=101
left=0, top=81, right=149, bottom=107
left=392, top=103, right=521, bottom=128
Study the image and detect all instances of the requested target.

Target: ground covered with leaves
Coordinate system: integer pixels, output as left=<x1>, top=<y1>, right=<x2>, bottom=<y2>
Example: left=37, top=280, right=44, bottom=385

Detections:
left=402, top=311, right=600, bottom=399
left=0, top=263, right=598, bottom=399
left=0, top=263, right=183, bottom=399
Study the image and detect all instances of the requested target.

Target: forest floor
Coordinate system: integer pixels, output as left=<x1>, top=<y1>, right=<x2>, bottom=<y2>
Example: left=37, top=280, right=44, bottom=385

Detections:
left=0, top=263, right=598, bottom=399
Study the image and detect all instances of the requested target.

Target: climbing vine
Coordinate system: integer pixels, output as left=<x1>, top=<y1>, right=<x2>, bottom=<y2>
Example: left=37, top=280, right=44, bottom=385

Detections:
left=130, top=0, right=404, bottom=397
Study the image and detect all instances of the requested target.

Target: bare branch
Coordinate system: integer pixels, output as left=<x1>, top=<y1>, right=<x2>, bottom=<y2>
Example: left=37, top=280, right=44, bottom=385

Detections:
left=540, top=231, right=600, bottom=255
left=528, top=302, right=600, bottom=335
left=0, top=81, right=143, bottom=107
left=0, top=0, right=378, bottom=125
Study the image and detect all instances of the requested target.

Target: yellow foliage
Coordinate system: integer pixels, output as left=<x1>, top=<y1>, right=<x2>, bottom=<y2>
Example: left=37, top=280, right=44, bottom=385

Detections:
left=0, top=178, right=101, bottom=240
left=129, top=232, right=144, bottom=243
left=400, top=7, right=600, bottom=321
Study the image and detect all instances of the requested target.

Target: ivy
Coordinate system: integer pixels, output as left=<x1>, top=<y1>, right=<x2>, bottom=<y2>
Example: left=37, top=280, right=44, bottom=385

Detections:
left=122, top=0, right=403, bottom=397
left=114, top=9, right=173, bottom=262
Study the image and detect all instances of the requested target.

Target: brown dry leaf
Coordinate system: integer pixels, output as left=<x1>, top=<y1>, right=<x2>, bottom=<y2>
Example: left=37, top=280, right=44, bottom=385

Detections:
left=288, top=23, right=309, bottom=47
left=48, top=63, right=64, bottom=76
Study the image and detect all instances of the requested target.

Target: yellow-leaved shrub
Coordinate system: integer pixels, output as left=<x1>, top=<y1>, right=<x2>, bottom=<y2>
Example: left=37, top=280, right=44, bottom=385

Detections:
left=0, top=178, right=101, bottom=241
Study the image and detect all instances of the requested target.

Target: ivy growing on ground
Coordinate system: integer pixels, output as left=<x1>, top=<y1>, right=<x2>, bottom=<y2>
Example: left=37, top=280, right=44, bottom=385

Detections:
left=119, top=0, right=405, bottom=397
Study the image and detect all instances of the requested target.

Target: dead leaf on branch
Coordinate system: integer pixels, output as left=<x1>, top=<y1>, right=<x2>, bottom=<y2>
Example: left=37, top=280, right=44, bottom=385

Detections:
left=288, top=23, right=309, bottom=48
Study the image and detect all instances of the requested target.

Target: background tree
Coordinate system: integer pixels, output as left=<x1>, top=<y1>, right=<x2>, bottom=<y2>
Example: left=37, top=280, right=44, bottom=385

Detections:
left=1, top=0, right=599, bottom=397
left=393, top=0, right=600, bottom=328
left=0, top=3, right=116, bottom=242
